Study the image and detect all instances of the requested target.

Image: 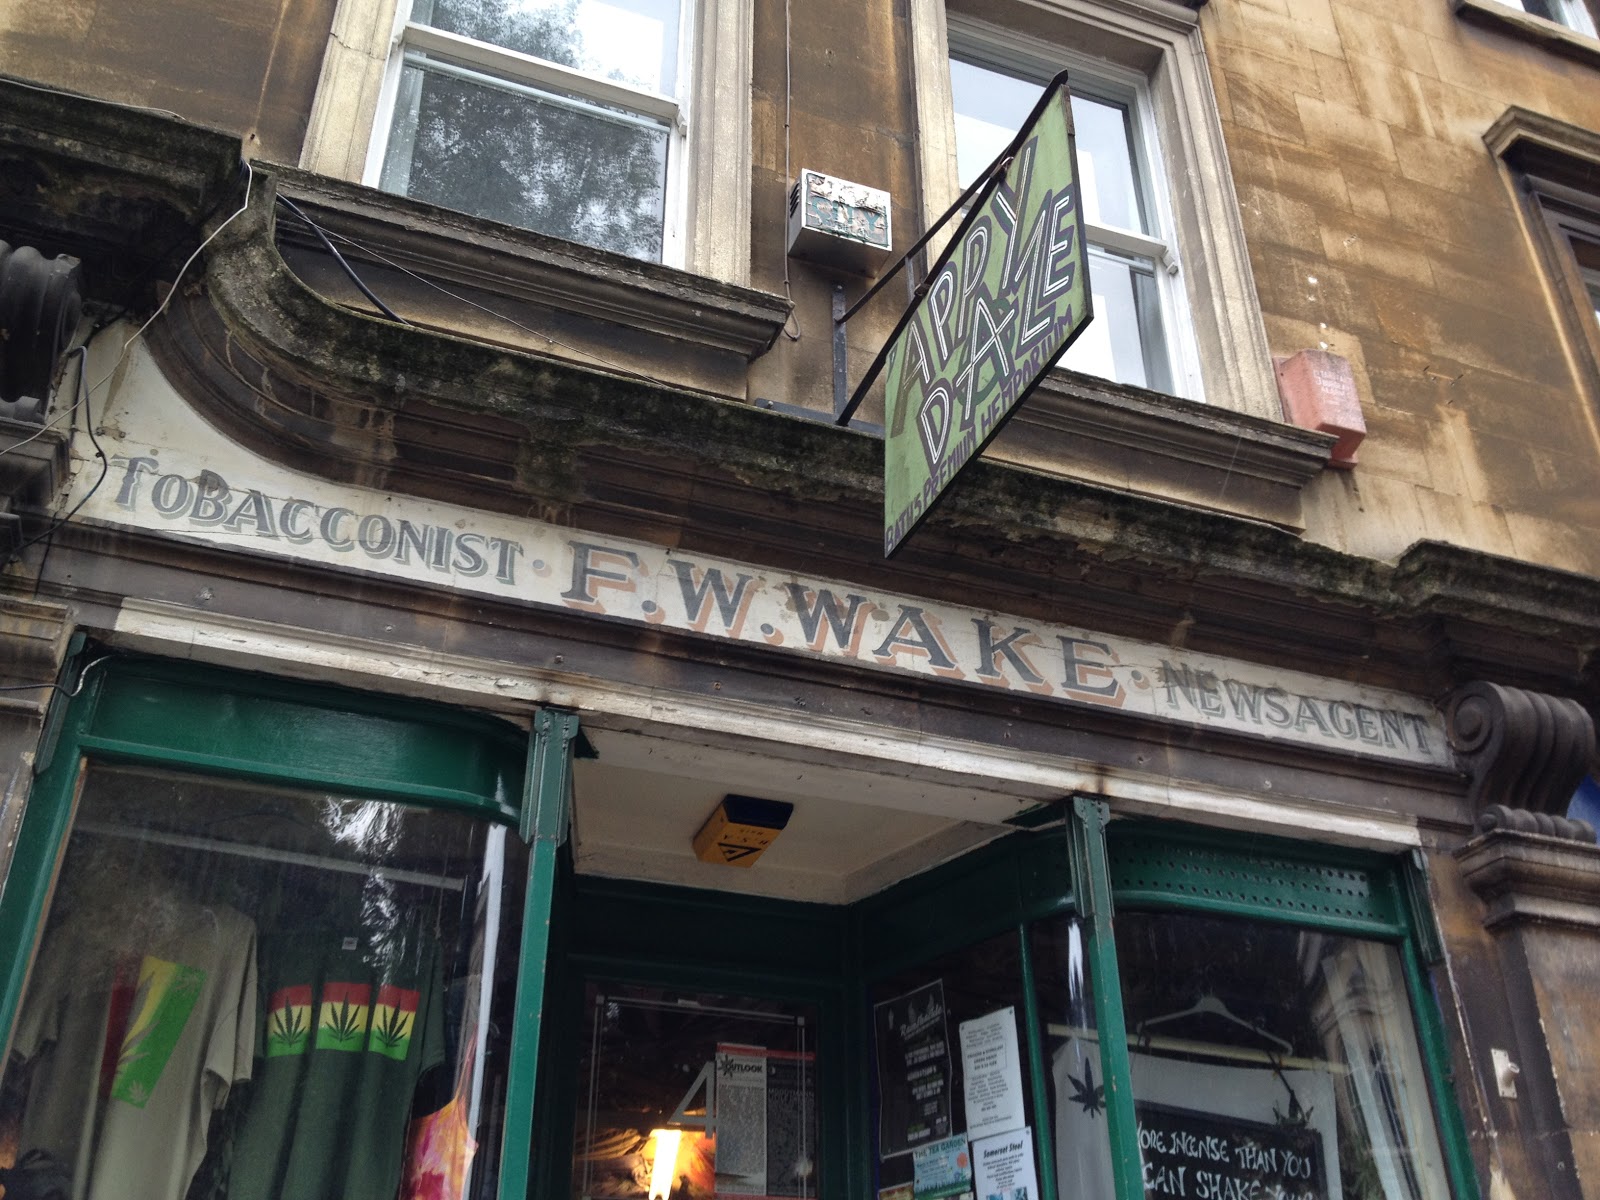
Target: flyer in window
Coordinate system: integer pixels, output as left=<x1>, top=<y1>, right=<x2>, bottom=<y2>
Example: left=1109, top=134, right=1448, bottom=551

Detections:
left=713, top=1044, right=818, bottom=1199
left=715, top=1046, right=769, bottom=1196
left=911, top=1133, right=974, bottom=1200
left=970, top=1130, right=1040, bottom=1200
left=958, top=1008, right=1026, bottom=1141
left=874, top=980, right=954, bottom=1158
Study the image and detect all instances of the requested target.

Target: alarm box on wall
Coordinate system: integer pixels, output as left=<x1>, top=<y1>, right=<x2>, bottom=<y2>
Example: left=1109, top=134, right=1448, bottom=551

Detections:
left=786, top=169, right=893, bottom=274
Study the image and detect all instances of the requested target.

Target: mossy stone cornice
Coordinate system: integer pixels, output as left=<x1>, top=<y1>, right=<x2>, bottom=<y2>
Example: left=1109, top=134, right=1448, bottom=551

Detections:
left=3, top=77, right=1596, bottom=697
left=190, top=193, right=1600, bottom=694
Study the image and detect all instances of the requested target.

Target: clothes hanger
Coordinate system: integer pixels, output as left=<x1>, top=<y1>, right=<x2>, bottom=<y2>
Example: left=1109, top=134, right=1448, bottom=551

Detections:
left=1136, top=992, right=1293, bottom=1055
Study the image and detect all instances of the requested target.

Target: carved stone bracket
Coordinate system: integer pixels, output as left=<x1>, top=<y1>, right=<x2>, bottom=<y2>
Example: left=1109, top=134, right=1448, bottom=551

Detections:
left=1446, top=681, right=1597, bottom=841
left=0, top=241, right=83, bottom=422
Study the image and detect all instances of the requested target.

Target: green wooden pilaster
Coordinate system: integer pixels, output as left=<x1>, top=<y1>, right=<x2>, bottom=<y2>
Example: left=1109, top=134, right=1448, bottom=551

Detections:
left=1017, top=920, right=1061, bottom=1200
left=500, top=706, right=581, bottom=1200
left=1401, top=936, right=1483, bottom=1200
left=1068, top=797, right=1140, bottom=1200
left=0, top=648, right=99, bottom=1059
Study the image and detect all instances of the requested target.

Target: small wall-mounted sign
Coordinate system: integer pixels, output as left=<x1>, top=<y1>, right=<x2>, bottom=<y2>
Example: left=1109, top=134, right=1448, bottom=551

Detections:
left=692, top=794, right=795, bottom=867
left=787, top=169, right=892, bottom=273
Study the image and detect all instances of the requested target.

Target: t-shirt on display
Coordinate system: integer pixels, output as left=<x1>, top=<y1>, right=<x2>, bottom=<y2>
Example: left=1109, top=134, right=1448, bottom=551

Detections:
left=227, top=928, right=447, bottom=1200
left=12, top=896, right=258, bottom=1200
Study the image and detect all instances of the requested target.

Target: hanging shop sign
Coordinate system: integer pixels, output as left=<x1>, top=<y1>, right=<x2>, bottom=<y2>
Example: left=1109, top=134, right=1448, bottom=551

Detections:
left=70, top=344, right=1451, bottom=770
left=873, top=73, right=1091, bottom=557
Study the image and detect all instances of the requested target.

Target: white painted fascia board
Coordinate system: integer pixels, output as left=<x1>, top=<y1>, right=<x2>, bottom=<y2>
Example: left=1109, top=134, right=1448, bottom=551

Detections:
left=112, top=598, right=1424, bottom=852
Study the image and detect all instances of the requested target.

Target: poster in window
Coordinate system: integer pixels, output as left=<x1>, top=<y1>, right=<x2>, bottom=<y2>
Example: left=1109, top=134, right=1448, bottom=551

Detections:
left=957, top=1008, right=1026, bottom=1141
left=970, top=1129, right=1040, bottom=1200
left=714, top=1044, right=817, bottom=1199
left=1051, top=1039, right=1340, bottom=1200
left=763, top=1048, right=818, bottom=1199
left=874, top=981, right=954, bottom=1159
left=911, top=1133, right=974, bottom=1200
left=1136, top=1104, right=1326, bottom=1200
left=716, top=1046, right=769, bottom=1196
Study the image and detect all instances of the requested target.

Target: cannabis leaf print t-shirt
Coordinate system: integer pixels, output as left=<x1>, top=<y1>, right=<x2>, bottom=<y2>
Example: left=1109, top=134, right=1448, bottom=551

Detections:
left=229, top=930, right=446, bottom=1200
left=12, top=899, right=258, bottom=1200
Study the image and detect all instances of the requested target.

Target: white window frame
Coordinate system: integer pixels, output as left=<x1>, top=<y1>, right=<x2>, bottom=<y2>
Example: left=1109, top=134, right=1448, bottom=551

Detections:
left=947, top=18, right=1204, bottom=399
left=1500, top=0, right=1598, bottom=35
left=909, top=0, right=1282, bottom=419
left=298, top=0, right=753, bottom=284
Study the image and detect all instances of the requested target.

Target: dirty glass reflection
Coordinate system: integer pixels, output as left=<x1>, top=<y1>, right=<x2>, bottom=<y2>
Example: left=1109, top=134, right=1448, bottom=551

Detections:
left=1114, top=911, right=1451, bottom=1200
left=572, top=984, right=817, bottom=1200
left=382, top=56, right=669, bottom=260
left=0, top=764, right=527, bottom=1200
left=1029, top=916, right=1114, bottom=1200
left=414, top=0, right=680, bottom=94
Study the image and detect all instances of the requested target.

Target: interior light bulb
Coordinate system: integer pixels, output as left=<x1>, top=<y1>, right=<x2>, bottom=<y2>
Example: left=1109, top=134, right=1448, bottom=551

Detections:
left=649, top=1129, right=683, bottom=1200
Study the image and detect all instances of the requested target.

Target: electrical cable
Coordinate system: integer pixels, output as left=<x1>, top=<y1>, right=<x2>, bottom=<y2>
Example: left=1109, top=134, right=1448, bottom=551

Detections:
left=298, top=217, right=729, bottom=398
left=93, top=158, right=256, bottom=397
left=275, top=194, right=409, bottom=325
left=4, top=77, right=188, bottom=124
left=8, top=347, right=108, bottom=563
left=0, top=159, right=256, bottom=471
left=779, top=0, right=801, bottom=342
left=0, top=399, right=84, bottom=459
left=6, top=159, right=253, bottom=565
left=0, top=654, right=112, bottom=696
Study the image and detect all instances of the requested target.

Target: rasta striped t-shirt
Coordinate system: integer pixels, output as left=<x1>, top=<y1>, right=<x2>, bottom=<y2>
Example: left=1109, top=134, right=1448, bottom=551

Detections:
left=229, top=931, right=447, bottom=1200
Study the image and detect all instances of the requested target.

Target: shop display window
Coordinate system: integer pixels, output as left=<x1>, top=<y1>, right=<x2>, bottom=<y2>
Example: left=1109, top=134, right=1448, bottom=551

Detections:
left=0, top=762, right=528, bottom=1200
left=870, top=931, right=1030, bottom=1196
left=1114, top=911, right=1452, bottom=1200
left=867, top=919, right=1112, bottom=1200
left=1029, top=917, right=1111, bottom=1200
left=570, top=983, right=818, bottom=1200
left=0, top=663, right=1477, bottom=1200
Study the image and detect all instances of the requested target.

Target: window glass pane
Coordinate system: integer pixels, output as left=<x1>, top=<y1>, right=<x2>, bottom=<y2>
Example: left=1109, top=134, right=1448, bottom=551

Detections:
left=869, top=933, right=1036, bottom=1196
left=571, top=983, right=818, bottom=1200
left=1060, top=246, right=1169, bottom=391
left=948, top=58, right=1148, bottom=234
left=1031, top=916, right=1114, bottom=1200
left=1071, top=94, right=1146, bottom=234
left=382, top=54, right=669, bottom=260
left=0, top=762, right=527, bottom=1200
left=1562, top=236, right=1600, bottom=328
left=1116, top=911, right=1453, bottom=1200
left=949, top=57, right=1041, bottom=190
left=414, top=0, right=680, bottom=94
left=1514, top=0, right=1600, bottom=33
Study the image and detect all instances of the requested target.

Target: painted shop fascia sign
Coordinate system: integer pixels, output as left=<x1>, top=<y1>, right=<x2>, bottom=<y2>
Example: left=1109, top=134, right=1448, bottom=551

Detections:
left=73, top=345, right=1450, bottom=770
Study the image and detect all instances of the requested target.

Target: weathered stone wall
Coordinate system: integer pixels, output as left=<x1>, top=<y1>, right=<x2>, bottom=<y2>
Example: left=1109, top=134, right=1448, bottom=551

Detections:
left=745, top=0, right=921, bottom=418
left=1203, top=0, right=1600, bottom=576
left=3, top=0, right=1599, bottom=584
left=0, top=0, right=336, bottom=165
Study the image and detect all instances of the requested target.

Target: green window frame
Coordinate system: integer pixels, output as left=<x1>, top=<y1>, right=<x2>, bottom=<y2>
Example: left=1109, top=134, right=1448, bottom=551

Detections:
left=845, top=801, right=1480, bottom=1200
left=0, top=653, right=580, bottom=1200
left=0, top=654, right=1481, bottom=1200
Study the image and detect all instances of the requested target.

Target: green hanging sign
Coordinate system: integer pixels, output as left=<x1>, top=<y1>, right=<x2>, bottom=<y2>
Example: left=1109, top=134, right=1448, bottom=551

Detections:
left=879, top=73, right=1091, bottom=557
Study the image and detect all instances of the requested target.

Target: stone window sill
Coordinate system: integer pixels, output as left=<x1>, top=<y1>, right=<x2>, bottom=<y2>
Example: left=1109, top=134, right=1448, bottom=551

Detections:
left=1455, top=0, right=1600, bottom=67
left=988, top=369, right=1336, bottom=531
left=271, top=169, right=792, bottom=374
left=268, top=172, right=1332, bottom=531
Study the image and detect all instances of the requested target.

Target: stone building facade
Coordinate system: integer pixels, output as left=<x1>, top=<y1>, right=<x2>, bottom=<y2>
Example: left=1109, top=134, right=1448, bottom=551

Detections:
left=1, top=1, right=1598, bottom=1198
